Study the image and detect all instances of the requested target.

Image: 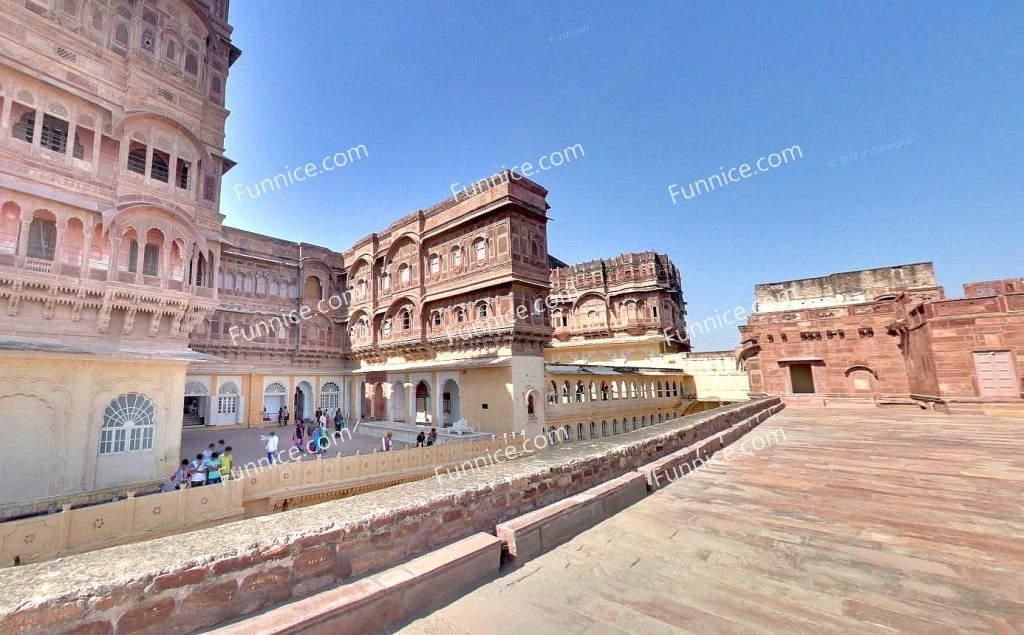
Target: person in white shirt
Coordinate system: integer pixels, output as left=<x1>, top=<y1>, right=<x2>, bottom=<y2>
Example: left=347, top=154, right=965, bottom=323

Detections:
left=261, top=432, right=279, bottom=464
left=381, top=431, right=393, bottom=452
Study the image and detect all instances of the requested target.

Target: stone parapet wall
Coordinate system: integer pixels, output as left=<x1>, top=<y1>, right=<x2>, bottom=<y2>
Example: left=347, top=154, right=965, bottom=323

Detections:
left=0, top=398, right=781, bottom=635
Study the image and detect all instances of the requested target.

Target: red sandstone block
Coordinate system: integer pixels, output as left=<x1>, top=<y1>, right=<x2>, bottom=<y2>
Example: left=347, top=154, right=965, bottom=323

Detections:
left=152, top=566, right=206, bottom=592
left=2, top=602, right=84, bottom=635
left=574, top=472, right=647, bottom=517
left=293, top=545, right=336, bottom=579
left=207, top=534, right=500, bottom=635
left=90, top=583, right=145, bottom=612
left=181, top=580, right=239, bottom=616
left=116, top=597, right=175, bottom=635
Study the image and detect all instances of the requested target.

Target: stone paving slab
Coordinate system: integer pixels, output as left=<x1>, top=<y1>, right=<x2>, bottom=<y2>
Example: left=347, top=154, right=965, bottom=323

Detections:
left=397, top=408, right=1024, bottom=634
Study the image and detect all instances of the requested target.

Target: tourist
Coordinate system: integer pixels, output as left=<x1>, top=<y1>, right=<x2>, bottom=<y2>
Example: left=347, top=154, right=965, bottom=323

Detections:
left=333, top=408, right=343, bottom=434
left=217, top=439, right=226, bottom=455
left=314, top=420, right=329, bottom=455
left=203, top=443, right=215, bottom=461
left=382, top=431, right=393, bottom=452
left=221, top=447, right=234, bottom=480
left=315, top=407, right=323, bottom=423
left=170, top=459, right=190, bottom=490
left=261, top=431, right=279, bottom=464
left=281, top=405, right=289, bottom=427
left=318, top=409, right=328, bottom=431
left=190, top=454, right=206, bottom=487
left=205, top=452, right=223, bottom=485
left=293, top=431, right=304, bottom=454
left=427, top=428, right=437, bottom=446
left=416, top=430, right=426, bottom=447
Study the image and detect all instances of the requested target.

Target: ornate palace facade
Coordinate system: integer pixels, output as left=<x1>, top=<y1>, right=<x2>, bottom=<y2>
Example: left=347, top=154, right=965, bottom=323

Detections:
left=0, top=0, right=702, bottom=510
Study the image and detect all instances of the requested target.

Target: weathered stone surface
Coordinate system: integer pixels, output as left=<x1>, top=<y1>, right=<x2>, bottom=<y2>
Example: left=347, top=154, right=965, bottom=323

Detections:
left=0, top=399, right=780, bottom=634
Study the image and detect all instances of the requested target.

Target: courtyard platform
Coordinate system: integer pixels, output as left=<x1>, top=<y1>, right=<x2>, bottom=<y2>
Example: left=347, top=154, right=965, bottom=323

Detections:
left=399, top=408, right=1024, bottom=633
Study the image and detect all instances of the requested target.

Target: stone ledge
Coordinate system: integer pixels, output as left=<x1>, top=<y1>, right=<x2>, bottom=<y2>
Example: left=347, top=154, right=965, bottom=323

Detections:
left=497, top=471, right=647, bottom=562
left=0, top=398, right=782, bottom=635
left=208, top=532, right=501, bottom=635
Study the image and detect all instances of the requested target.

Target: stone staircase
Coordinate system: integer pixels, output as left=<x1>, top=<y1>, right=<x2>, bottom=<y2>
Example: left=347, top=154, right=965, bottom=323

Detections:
left=183, top=413, right=204, bottom=427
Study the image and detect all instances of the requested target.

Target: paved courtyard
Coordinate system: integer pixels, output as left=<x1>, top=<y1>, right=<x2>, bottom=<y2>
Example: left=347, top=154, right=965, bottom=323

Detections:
left=180, top=422, right=412, bottom=467
left=400, top=407, right=1024, bottom=633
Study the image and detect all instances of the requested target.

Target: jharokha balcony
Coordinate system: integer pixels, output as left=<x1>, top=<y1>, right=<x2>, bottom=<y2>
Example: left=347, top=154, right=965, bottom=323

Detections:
left=0, top=202, right=220, bottom=345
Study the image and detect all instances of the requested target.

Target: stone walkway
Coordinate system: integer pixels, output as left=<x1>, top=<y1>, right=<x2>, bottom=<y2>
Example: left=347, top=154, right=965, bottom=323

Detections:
left=399, top=408, right=1024, bottom=633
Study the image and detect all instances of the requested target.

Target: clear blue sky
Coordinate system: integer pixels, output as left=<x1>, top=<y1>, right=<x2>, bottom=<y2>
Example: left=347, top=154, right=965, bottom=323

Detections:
left=221, top=1, right=1024, bottom=351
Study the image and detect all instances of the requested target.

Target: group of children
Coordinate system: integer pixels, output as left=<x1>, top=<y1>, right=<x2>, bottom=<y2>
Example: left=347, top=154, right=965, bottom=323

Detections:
left=170, top=440, right=234, bottom=489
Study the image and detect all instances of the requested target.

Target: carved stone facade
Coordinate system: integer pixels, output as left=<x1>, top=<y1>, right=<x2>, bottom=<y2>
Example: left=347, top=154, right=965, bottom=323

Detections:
left=740, top=264, right=1024, bottom=412
left=0, top=0, right=704, bottom=510
left=0, top=0, right=237, bottom=507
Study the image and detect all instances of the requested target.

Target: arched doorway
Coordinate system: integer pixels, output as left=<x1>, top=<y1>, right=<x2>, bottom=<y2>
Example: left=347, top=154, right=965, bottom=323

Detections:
left=295, top=381, right=314, bottom=422
left=415, top=381, right=431, bottom=423
left=263, top=381, right=287, bottom=421
left=390, top=381, right=408, bottom=422
left=441, top=379, right=460, bottom=427
left=372, top=383, right=385, bottom=420
left=359, top=381, right=371, bottom=419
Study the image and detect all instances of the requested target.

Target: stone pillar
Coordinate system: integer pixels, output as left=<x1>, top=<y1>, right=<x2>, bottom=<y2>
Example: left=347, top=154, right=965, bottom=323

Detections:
left=133, top=239, right=143, bottom=285
left=15, top=218, right=30, bottom=261
left=0, top=94, right=13, bottom=135
left=211, top=248, right=220, bottom=295
left=80, top=223, right=93, bottom=279
left=107, top=236, right=121, bottom=281
left=52, top=216, right=67, bottom=269
left=144, top=145, right=153, bottom=182
left=91, top=129, right=102, bottom=175
left=66, top=119, right=77, bottom=160
left=30, top=108, right=42, bottom=146
left=161, top=245, right=171, bottom=288
left=190, top=246, right=199, bottom=289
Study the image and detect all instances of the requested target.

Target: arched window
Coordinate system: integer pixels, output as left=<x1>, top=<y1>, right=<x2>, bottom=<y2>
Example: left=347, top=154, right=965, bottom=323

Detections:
left=452, top=247, right=463, bottom=267
left=454, top=307, right=465, bottom=323
left=27, top=216, right=57, bottom=261
left=474, top=239, right=486, bottom=262
left=429, top=254, right=440, bottom=275
left=304, top=276, right=323, bottom=300
left=184, top=52, right=199, bottom=75
left=399, top=264, right=410, bottom=284
left=357, top=280, right=367, bottom=298
left=589, top=381, right=597, bottom=401
left=401, top=309, right=411, bottom=330
left=321, top=381, right=341, bottom=412
left=143, top=243, right=159, bottom=276
left=601, top=421, right=608, bottom=436
left=127, top=143, right=147, bottom=175
left=600, top=381, right=609, bottom=401
left=12, top=111, right=35, bottom=144
left=476, top=303, right=488, bottom=319
left=589, top=422, right=596, bottom=438
left=114, top=23, right=130, bottom=47
left=527, top=393, right=536, bottom=416
left=165, top=39, right=177, bottom=60
left=548, top=381, right=558, bottom=405
left=217, top=382, right=239, bottom=416
left=100, top=393, right=155, bottom=454
left=381, top=318, right=392, bottom=337
left=611, top=382, right=619, bottom=400
left=575, top=381, right=585, bottom=402
left=256, top=275, right=267, bottom=294
left=630, top=382, right=637, bottom=398
left=381, top=273, right=391, bottom=291
left=577, top=422, right=584, bottom=439
left=126, top=239, right=139, bottom=273
left=431, top=311, right=442, bottom=327
left=561, top=381, right=570, bottom=404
